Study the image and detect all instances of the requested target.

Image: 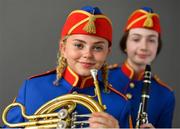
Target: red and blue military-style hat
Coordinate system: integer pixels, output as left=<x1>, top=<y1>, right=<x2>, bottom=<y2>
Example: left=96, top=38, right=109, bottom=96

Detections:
left=124, top=7, right=161, bottom=33
left=61, top=6, right=112, bottom=46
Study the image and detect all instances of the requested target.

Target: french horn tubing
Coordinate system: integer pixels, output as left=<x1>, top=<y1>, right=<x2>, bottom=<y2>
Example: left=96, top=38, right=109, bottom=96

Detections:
left=2, top=69, right=105, bottom=128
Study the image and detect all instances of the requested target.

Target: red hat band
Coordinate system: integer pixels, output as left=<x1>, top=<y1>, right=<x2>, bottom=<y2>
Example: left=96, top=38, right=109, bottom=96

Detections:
left=61, top=10, right=112, bottom=45
left=125, top=9, right=161, bottom=33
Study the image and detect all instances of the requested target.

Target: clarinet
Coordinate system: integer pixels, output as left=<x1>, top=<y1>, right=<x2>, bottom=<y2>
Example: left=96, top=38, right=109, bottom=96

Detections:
left=136, top=65, right=152, bottom=128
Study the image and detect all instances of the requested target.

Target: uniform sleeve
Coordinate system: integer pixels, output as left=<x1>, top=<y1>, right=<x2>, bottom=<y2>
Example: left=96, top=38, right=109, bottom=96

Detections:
left=155, top=91, right=175, bottom=128
left=3, top=80, right=28, bottom=127
left=119, top=100, right=133, bottom=128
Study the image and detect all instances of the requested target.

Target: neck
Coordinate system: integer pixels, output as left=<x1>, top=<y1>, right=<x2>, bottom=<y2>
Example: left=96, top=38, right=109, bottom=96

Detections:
left=63, top=66, right=94, bottom=88
left=126, top=59, right=146, bottom=75
left=127, top=60, right=145, bottom=80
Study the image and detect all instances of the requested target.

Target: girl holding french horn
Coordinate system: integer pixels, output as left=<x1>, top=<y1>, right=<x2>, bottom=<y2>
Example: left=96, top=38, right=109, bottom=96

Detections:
left=2, top=6, right=132, bottom=128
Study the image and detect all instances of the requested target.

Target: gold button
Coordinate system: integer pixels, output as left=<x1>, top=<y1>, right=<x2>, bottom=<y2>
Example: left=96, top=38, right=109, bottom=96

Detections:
left=126, top=93, right=132, bottom=99
left=129, top=82, right=135, bottom=88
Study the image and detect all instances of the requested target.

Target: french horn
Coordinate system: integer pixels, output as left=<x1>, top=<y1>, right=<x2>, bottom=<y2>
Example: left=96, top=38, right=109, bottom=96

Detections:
left=2, top=69, right=105, bottom=128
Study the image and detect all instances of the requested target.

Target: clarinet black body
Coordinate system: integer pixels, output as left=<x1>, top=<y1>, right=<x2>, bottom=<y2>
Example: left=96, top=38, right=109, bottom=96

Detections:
left=136, top=65, right=151, bottom=128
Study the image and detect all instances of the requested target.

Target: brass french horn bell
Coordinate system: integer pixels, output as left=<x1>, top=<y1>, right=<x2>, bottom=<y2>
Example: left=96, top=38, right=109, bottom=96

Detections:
left=2, top=69, right=105, bottom=128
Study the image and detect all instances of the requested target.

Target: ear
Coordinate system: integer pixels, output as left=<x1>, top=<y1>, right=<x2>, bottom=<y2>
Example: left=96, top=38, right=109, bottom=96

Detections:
left=107, top=46, right=112, bottom=55
left=59, top=39, right=65, bottom=55
left=59, top=39, right=63, bottom=50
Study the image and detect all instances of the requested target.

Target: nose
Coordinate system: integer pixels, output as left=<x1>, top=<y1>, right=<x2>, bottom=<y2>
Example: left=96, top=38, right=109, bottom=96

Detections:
left=140, top=40, right=148, bottom=51
left=83, top=48, right=94, bottom=59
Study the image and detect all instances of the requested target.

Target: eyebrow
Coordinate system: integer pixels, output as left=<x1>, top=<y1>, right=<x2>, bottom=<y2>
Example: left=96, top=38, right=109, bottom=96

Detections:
left=73, top=39, right=106, bottom=44
left=130, top=33, right=158, bottom=38
left=148, top=35, right=158, bottom=38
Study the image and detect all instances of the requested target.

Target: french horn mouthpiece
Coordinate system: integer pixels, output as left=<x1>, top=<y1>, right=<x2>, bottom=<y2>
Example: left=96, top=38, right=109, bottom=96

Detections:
left=90, top=69, right=98, bottom=80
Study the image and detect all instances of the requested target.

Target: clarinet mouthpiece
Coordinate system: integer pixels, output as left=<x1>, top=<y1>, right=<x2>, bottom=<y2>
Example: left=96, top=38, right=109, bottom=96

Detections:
left=145, top=65, right=151, bottom=72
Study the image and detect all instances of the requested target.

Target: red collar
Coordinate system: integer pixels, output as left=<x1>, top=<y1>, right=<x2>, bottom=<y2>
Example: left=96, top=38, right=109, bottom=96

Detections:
left=63, top=66, right=94, bottom=89
left=121, top=61, right=144, bottom=80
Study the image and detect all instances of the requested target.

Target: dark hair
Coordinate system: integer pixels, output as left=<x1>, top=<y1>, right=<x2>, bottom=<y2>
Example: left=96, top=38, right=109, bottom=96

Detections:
left=119, top=31, right=162, bottom=55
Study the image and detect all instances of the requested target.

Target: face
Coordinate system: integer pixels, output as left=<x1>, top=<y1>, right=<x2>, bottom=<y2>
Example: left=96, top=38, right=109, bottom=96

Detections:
left=60, top=34, right=111, bottom=77
left=126, top=28, right=158, bottom=68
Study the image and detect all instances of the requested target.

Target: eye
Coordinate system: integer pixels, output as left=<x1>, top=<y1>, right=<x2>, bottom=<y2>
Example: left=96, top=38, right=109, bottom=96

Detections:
left=130, top=36, right=141, bottom=42
left=92, top=45, right=104, bottom=51
left=132, top=37, right=140, bottom=42
left=148, top=38, right=157, bottom=43
left=74, top=43, right=84, bottom=49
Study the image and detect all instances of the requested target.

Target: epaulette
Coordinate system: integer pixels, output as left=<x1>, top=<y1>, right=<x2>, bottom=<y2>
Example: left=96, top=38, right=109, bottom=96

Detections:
left=107, top=63, right=119, bottom=69
left=28, top=69, right=56, bottom=80
left=107, top=84, right=128, bottom=101
left=153, top=75, right=174, bottom=91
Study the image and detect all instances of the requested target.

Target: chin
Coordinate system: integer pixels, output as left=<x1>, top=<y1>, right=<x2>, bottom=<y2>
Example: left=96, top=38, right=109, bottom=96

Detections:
left=78, top=71, right=91, bottom=77
left=135, top=60, right=148, bottom=66
left=139, top=63, right=149, bottom=66
left=136, top=58, right=148, bottom=63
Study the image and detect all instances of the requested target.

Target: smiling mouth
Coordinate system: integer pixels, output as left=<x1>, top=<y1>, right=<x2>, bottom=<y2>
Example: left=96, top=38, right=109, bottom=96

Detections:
left=138, top=54, right=149, bottom=59
left=80, top=62, right=95, bottom=68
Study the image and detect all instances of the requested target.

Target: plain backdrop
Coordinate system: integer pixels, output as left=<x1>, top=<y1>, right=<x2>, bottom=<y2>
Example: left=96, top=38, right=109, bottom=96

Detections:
left=0, top=0, right=179, bottom=127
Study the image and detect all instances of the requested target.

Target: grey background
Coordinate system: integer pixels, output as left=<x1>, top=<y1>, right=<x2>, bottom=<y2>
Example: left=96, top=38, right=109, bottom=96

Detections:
left=0, top=0, right=179, bottom=127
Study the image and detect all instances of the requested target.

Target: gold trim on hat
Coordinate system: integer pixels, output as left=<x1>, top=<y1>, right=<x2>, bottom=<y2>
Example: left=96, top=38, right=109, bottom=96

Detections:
left=68, top=17, right=89, bottom=35
left=126, top=9, right=159, bottom=30
left=83, top=14, right=96, bottom=34
left=67, top=10, right=112, bottom=35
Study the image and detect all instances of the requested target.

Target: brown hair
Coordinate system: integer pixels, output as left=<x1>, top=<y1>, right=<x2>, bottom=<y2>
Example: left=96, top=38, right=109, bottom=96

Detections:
left=119, top=31, right=162, bottom=55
